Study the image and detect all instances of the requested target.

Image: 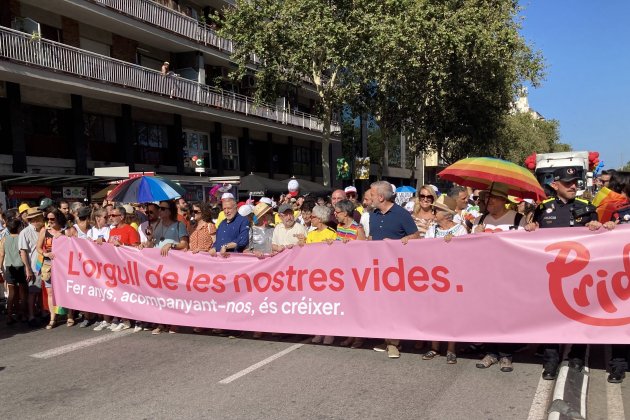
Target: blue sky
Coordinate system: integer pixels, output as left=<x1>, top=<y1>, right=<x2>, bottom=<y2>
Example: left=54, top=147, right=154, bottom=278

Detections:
left=518, top=1, right=630, bottom=170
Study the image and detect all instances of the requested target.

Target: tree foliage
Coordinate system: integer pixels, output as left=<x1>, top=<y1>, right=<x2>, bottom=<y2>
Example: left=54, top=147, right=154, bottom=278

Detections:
left=219, top=0, right=544, bottom=183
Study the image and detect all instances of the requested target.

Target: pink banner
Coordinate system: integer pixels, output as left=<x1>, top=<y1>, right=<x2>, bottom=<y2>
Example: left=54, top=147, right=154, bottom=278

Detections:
left=52, top=225, right=630, bottom=344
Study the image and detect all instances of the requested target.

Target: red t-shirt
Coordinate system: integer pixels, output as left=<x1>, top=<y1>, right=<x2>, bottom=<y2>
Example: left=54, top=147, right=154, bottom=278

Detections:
left=108, top=224, right=140, bottom=246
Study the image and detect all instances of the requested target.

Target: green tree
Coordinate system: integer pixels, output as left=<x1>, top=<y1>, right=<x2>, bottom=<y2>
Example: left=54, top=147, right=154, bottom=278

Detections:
left=490, top=113, right=570, bottom=165
left=218, top=0, right=371, bottom=186
left=620, top=161, right=630, bottom=171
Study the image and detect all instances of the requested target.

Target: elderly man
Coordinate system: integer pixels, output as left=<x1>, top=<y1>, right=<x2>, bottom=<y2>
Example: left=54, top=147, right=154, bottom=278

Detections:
left=18, top=207, right=47, bottom=326
left=344, top=186, right=363, bottom=214
left=211, top=197, right=249, bottom=256
left=472, top=184, right=527, bottom=233
left=369, top=180, right=419, bottom=359
left=272, top=203, right=307, bottom=252
left=332, top=189, right=361, bottom=224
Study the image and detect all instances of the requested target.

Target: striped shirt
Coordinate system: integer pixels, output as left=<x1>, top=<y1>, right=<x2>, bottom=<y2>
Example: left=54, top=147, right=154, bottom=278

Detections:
left=336, top=221, right=360, bottom=241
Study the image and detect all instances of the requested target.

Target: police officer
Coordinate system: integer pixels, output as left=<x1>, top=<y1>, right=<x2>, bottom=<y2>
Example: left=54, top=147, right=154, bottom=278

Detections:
left=525, top=166, right=615, bottom=380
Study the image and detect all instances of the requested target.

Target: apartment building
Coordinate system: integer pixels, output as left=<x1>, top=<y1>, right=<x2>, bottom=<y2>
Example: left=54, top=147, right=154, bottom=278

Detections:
left=0, top=0, right=341, bottom=205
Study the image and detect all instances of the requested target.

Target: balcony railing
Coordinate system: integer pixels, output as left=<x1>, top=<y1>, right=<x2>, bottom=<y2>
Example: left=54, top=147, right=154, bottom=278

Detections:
left=90, top=0, right=237, bottom=55
left=0, top=27, right=339, bottom=133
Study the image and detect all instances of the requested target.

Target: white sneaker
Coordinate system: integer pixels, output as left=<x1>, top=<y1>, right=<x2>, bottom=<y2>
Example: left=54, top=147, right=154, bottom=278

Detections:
left=108, top=322, right=119, bottom=331
left=133, top=325, right=143, bottom=333
left=112, top=322, right=130, bottom=332
left=312, top=335, right=323, bottom=344
left=93, top=321, right=110, bottom=331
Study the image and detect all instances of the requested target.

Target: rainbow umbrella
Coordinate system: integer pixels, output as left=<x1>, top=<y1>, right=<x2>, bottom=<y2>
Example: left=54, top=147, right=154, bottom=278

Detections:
left=106, top=176, right=186, bottom=203
left=438, top=157, right=545, bottom=201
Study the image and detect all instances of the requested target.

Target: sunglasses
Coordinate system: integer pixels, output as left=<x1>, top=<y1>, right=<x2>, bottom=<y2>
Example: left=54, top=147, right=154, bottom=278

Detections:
left=418, top=194, right=434, bottom=200
left=110, top=214, right=123, bottom=217
left=193, top=210, right=201, bottom=214
left=472, top=196, right=479, bottom=201
left=146, top=211, right=154, bottom=215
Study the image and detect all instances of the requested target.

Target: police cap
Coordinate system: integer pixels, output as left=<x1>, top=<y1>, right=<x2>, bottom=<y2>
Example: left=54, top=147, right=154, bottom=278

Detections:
left=553, top=166, right=582, bottom=182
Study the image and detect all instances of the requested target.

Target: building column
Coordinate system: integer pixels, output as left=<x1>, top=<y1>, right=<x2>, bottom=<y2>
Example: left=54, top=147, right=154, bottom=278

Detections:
left=171, top=114, right=184, bottom=174
left=213, top=122, right=223, bottom=175
left=6, top=82, right=26, bottom=173
left=70, top=94, right=88, bottom=175
left=119, top=104, right=135, bottom=171
left=239, top=127, right=250, bottom=175
left=267, top=133, right=273, bottom=179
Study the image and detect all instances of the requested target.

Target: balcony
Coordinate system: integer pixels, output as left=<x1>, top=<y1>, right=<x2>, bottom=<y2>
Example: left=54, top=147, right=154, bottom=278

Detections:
left=0, top=26, right=339, bottom=133
left=89, top=0, right=237, bottom=55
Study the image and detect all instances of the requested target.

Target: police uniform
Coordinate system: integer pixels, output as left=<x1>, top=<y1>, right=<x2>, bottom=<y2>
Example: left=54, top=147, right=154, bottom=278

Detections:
left=534, top=166, right=598, bottom=380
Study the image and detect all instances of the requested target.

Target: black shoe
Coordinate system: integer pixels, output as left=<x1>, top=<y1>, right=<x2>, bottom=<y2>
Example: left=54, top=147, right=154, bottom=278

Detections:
left=568, top=358, right=584, bottom=371
left=608, top=371, right=625, bottom=384
left=542, top=364, right=559, bottom=380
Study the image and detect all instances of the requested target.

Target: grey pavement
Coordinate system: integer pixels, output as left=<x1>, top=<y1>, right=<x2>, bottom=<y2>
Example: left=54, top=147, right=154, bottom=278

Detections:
left=0, top=321, right=624, bottom=419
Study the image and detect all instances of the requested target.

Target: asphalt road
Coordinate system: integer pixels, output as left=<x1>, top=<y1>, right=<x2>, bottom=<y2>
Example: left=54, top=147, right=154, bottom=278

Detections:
left=0, top=321, right=627, bottom=419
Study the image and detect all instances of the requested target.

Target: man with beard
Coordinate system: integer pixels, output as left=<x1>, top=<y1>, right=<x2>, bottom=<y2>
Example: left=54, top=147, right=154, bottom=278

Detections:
left=526, top=166, right=615, bottom=380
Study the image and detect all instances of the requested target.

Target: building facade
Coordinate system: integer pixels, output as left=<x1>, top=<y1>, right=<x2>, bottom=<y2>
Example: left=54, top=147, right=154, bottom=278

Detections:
left=0, top=0, right=341, bottom=205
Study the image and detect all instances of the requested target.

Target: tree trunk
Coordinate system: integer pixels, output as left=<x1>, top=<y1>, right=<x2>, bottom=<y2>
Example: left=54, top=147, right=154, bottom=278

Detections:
left=321, top=111, right=331, bottom=187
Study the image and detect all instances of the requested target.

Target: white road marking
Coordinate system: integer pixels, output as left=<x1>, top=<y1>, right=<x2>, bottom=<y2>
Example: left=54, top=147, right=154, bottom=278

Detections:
left=527, top=374, right=555, bottom=420
left=219, top=342, right=304, bottom=384
left=30, top=330, right=133, bottom=359
left=580, top=367, right=589, bottom=418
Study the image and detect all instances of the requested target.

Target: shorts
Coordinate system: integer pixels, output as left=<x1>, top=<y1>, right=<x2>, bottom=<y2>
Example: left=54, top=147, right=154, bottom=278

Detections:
left=4, top=266, right=27, bottom=286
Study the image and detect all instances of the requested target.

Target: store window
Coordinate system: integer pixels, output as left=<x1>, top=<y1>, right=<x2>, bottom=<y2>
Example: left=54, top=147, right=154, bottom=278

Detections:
left=84, top=114, right=117, bottom=161
left=183, top=129, right=210, bottom=170
left=222, top=136, right=239, bottom=171
left=23, top=104, right=68, bottom=158
left=292, top=146, right=311, bottom=176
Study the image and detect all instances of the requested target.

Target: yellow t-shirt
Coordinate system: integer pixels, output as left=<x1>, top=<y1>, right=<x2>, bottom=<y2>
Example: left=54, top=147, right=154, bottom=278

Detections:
left=355, top=205, right=364, bottom=214
left=216, top=210, right=226, bottom=227
left=306, top=227, right=337, bottom=244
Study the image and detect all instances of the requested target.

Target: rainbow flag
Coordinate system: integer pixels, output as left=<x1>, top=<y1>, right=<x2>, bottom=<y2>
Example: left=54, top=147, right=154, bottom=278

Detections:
left=592, top=187, right=628, bottom=222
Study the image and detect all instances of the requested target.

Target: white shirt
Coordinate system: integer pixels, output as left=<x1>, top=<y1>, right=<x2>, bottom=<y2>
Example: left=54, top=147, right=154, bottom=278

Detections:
left=472, top=210, right=527, bottom=233
left=87, top=226, right=110, bottom=242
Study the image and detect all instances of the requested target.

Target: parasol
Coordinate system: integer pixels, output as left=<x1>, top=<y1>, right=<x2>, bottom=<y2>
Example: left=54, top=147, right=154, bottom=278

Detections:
left=106, top=176, right=186, bottom=203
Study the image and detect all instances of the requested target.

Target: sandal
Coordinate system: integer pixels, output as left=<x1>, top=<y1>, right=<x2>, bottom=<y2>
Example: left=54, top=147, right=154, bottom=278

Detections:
left=66, top=318, right=75, bottom=327
left=422, top=350, right=439, bottom=360
left=45, top=320, right=57, bottom=330
left=446, top=351, right=457, bottom=364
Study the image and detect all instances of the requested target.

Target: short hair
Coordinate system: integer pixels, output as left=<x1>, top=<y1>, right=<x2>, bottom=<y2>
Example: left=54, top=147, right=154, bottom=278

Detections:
left=448, top=186, right=466, bottom=199
left=115, top=205, right=127, bottom=217
left=301, top=197, right=317, bottom=213
left=609, top=171, right=630, bottom=197
left=334, top=199, right=355, bottom=215
left=371, top=180, right=395, bottom=202
left=312, top=204, right=331, bottom=222
left=70, top=202, right=83, bottom=214
left=7, top=218, right=23, bottom=234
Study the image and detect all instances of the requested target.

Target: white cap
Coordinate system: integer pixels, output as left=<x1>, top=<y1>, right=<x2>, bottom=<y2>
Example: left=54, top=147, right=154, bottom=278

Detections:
left=288, top=179, right=299, bottom=192
left=391, top=183, right=397, bottom=193
left=404, top=202, right=415, bottom=212
left=221, top=192, right=235, bottom=200
left=429, top=184, right=439, bottom=194
left=238, top=204, right=254, bottom=217
left=259, top=197, right=272, bottom=206
left=344, top=186, right=357, bottom=194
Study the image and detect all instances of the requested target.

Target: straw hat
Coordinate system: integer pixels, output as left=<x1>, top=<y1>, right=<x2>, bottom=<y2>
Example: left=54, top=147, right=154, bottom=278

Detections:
left=253, top=202, right=271, bottom=219
left=431, top=195, right=457, bottom=214
left=25, top=208, right=44, bottom=219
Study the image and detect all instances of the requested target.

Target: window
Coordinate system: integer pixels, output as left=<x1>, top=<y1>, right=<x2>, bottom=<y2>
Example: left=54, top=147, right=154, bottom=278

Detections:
left=84, top=114, right=116, bottom=143
left=183, top=130, right=210, bottom=170
left=292, top=146, right=311, bottom=176
left=134, top=122, right=168, bottom=165
left=23, top=105, right=68, bottom=158
left=222, top=136, right=239, bottom=170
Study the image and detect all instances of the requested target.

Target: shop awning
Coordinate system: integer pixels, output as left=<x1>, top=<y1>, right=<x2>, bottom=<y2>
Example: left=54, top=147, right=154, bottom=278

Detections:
left=0, top=172, right=125, bottom=186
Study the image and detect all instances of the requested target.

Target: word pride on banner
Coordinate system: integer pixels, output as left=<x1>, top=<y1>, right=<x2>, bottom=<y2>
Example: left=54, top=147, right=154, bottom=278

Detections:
left=52, top=226, right=630, bottom=344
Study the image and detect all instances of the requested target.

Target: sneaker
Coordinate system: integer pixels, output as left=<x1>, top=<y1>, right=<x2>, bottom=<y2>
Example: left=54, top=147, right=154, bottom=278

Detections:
left=446, top=351, right=457, bottom=364
left=323, top=336, right=334, bottom=345
left=133, top=325, right=143, bottom=333
left=108, top=322, right=119, bottom=331
left=312, top=335, right=323, bottom=344
left=93, top=321, right=110, bottom=331
left=152, top=326, right=164, bottom=335
left=499, top=357, right=513, bottom=372
left=476, top=354, right=498, bottom=369
left=568, top=357, right=584, bottom=372
left=608, top=369, right=626, bottom=384
left=112, top=321, right=130, bottom=332
left=542, top=363, right=559, bottom=380
left=387, top=345, right=400, bottom=359
left=77, top=319, right=91, bottom=328
left=373, top=342, right=388, bottom=352
left=422, top=350, right=439, bottom=360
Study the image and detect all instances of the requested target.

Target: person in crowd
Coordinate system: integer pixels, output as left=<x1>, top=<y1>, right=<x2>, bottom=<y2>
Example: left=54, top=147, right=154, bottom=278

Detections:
left=516, top=198, right=537, bottom=223
left=334, top=199, right=366, bottom=348
left=298, top=204, right=337, bottom=345
left=211, top=196, right=249, bottom=257
left=176, top=199, right=192, bottom=233
left=421, top=194, right=468, bottom=364
left=18, top=203, right=30, bottom=225
left=469, top=184, right=526, bottom=372
left=296, top=197, right=317, bottom=232
left=525, top=166, right=616, bottom=380
left=272, top=203, right=307, bottom=252
left=448, top=186, right=470, bottom=227
left=36, top=208, right=76, bottom=329
left=599, top=169, right=615, bottom=189
left=189, top=202, right=215, bottom=254
left=245, top=202, right=274, bottom=257
left=360, top=189, right=373, bottom=238
left=58, top=200, right=70, bottom=217
left=72, top=206, right=92, bottom=239
left=412, top=185, right=437, bottom=238
left=369, top=180, right=419, bottom=359
left=0, top=218, right=27, bottom=324
left=332, top=189, right=360, bottom=224
left=344, top=186, right=363, bottom=214
left=19, top=207, right=46, bottom=327
left=87, top=208, right=111, bottom=244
